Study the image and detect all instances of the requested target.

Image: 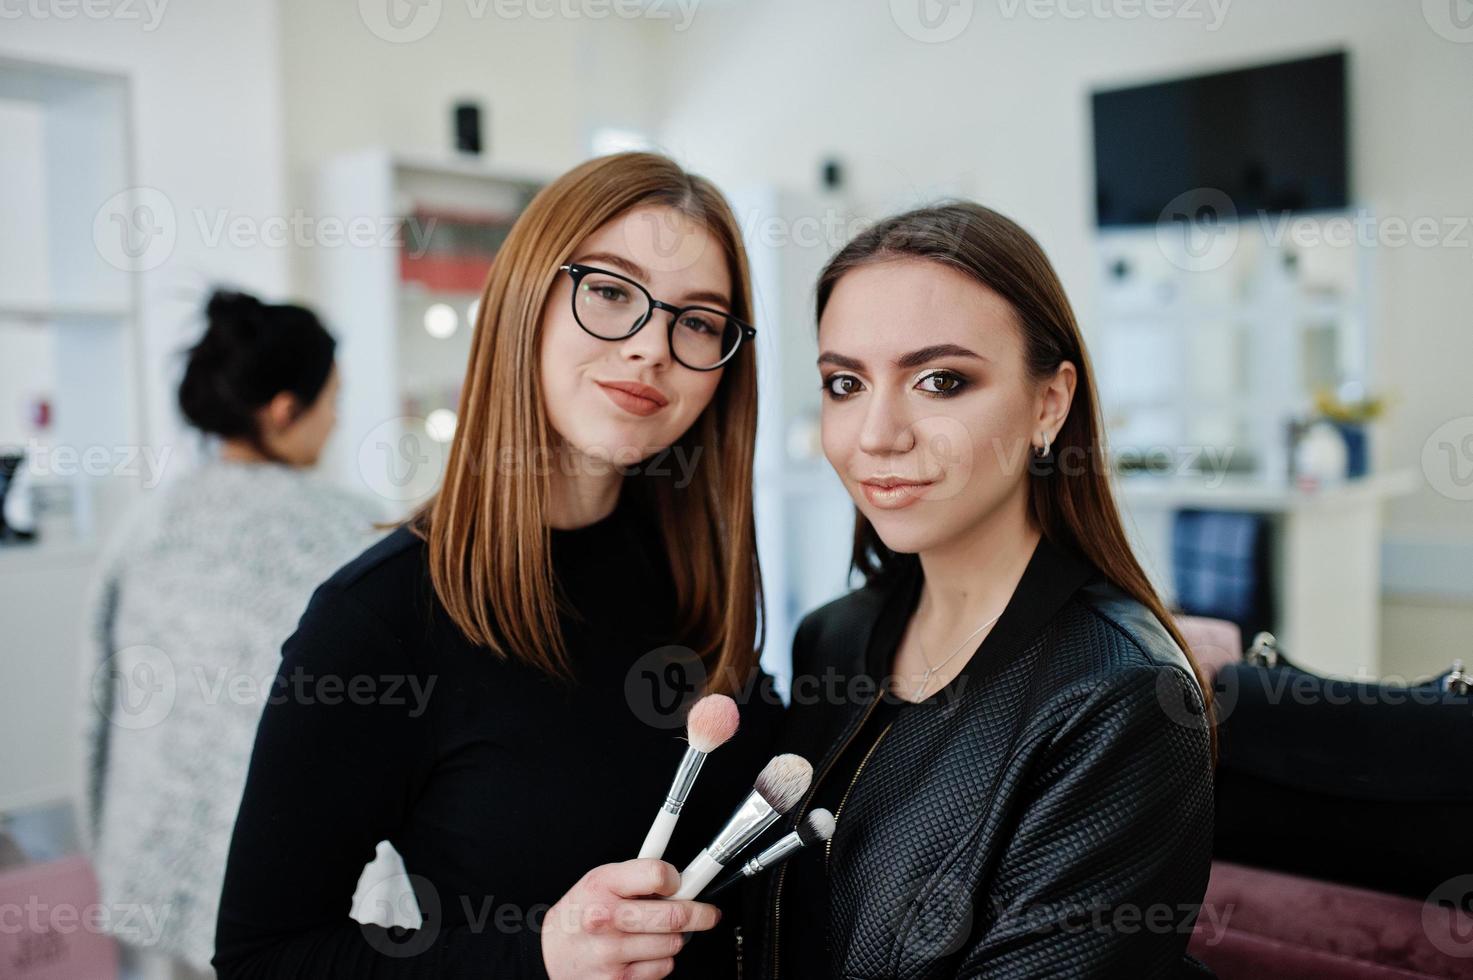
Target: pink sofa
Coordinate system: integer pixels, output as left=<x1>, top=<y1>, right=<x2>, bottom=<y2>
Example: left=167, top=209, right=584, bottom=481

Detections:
left=1189, top=860, right=1473, bottom=979
left=1174, top=615, right=1473, bottom=980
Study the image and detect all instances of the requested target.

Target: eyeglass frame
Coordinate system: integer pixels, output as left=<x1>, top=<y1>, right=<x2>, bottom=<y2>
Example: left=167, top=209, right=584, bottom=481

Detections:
left=557, top=262, right=757, bottom=372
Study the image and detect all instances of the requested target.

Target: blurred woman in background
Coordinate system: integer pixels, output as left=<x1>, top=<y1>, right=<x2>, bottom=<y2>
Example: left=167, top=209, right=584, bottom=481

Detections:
left=80, top=289, right=384, bottom=979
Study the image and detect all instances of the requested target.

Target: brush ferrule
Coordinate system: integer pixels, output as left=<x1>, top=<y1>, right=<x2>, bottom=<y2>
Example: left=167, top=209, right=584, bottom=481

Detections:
left=707, top=790, right=779, bottom=864
left=739, top=830, right=804, bottom=877
left=661, top=747, right=707, bottom=815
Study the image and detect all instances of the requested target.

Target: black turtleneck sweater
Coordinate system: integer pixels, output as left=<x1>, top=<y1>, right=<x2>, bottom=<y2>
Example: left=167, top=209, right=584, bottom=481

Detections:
left=213, top=492, right=785, bottom=978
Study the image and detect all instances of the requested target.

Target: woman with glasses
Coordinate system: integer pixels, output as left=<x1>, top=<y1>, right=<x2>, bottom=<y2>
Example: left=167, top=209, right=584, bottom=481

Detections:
left=213, top=153, right=783, bottom=980
left=742, top=204, right=1216, bottom=978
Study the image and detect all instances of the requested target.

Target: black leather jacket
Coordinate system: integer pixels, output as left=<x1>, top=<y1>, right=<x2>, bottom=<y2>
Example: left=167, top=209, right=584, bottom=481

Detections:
left=741, top=534, right=1215, bottom=979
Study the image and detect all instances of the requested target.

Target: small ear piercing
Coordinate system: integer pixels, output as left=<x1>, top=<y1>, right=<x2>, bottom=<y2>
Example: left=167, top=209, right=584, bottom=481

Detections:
left=1034, top=431, right=1051, bottom=458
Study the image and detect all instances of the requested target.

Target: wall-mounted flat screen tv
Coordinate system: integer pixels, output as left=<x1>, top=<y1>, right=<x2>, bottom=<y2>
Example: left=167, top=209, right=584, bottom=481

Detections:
left=1092, top=51, right=1348, bottom=227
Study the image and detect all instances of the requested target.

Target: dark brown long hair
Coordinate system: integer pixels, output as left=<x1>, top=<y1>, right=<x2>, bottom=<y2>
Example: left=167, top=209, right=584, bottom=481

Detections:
left=816, top=202, right=1216, bottom=752
left=409, top=153, right=762, bottom=694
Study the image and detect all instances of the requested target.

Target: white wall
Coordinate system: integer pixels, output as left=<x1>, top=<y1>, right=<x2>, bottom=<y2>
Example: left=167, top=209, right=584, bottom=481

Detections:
left=277, top=1, right=671, bottom=299
left=2, top=0, right=290, bottom=464
left=653, top=0, right=1473, bottom=670
left=0, top=0, right=291, bottom=813
left=0, top=99, right=52, bottom=448
left=4, top=1, right=672, bottom=467
left=8, top=1, right=1460, bottom=686
left=655, top=0, right=1473, bottom=525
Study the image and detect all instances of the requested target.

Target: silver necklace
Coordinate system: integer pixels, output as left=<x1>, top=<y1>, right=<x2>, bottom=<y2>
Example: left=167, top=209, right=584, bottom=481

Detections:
left=909, top=609, right=1003, bottom=700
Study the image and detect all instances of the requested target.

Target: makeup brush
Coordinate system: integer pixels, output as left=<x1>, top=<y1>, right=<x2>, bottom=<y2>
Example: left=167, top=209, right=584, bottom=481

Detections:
left=673, top=753, right=813, bottom=900
left=637, top=694, right=741, bottom=861
left=704, top=808, right=836, bottom=898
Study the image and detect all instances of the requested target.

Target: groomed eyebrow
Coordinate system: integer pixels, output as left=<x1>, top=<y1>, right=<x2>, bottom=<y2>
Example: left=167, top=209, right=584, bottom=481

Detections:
left=817, top=343, right=989, bottom=371
left=574, top=251, right=731, bottom=310
left=577, top=250, right=648, bottom=281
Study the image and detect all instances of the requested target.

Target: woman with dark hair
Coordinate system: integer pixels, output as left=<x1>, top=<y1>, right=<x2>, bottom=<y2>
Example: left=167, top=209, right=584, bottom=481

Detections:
left=746, top=203, right=1217, bottom=979
left=80, top=289, right=384, bottom=979
left=213, top=153, right=785, bottom=979
left=178, top=289, right=341, bottom=465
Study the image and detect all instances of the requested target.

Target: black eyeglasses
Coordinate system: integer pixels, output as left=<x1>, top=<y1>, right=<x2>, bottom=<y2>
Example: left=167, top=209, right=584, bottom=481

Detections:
left=558, top=263, right=756, bottom=372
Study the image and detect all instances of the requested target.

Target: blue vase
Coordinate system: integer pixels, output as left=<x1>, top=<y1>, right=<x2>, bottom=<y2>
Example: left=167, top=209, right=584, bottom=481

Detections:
left=1335, top=422, right=1369, bottom=478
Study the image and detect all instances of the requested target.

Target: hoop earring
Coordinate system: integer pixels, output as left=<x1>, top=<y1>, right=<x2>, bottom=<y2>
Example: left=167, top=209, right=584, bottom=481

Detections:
left=1034, top=432, right=1051, bottom=459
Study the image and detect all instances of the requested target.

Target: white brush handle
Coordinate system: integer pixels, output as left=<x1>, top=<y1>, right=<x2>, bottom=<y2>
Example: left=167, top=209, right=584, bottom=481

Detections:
left=674, top=849, right=725, bottom=900
left=638, top=807, right=679, bottom=860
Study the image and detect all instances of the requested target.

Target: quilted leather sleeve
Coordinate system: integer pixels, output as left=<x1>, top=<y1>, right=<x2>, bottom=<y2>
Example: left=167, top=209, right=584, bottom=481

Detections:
left=952, top=664, right=1214, bottom=979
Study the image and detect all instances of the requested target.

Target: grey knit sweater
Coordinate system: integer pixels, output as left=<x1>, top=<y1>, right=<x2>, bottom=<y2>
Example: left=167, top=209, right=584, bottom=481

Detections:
left=77, top=458, right=388, bottom=971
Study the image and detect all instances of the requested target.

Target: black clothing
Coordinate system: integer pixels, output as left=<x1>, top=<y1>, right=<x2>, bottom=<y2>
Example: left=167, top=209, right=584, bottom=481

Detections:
left=213, top=492, right=785, bottom=978
left=783, top=691, right=905, bottom=979
left=781, top=554, right=920, bottom=980
left=747, top=534, right=1216, bottom=979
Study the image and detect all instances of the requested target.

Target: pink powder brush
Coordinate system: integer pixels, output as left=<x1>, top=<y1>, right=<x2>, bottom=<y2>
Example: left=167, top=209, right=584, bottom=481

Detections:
left=637, top=694, right=741, bottom=860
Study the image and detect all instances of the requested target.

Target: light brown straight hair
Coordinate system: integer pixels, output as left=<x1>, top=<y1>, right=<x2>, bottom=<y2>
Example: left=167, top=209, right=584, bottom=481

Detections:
left=408, top=152, right=762, bottom=695
left=816, top=202, right=1217, bottom=758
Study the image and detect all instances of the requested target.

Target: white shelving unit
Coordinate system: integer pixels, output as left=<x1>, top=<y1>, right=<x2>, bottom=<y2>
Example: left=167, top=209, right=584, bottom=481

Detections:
left=1094, top=209, right=1408, bottom=677
left=313, top=149, right=546, bottom=511
left=1094, top=210, right=1376, bottom=479
left=0, top=57, right=144, bottom=814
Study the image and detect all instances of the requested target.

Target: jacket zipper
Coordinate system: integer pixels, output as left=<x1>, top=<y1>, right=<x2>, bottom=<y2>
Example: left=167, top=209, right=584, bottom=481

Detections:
left=825, top=719, right=897, bottom=868
left=734, top=924, right=743, bottom=980
left=770, top=695, right=883, bottom=979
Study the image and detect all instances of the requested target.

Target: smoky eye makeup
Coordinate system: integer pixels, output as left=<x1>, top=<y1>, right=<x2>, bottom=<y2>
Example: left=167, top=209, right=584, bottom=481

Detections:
left=913, top=369, right=971, bottom=397
left=820, top=373, right=863, bottom=399
left=820, top=368, right=974, bottom=401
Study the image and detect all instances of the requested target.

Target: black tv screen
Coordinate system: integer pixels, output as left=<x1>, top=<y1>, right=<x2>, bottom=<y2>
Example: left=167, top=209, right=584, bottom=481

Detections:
left=1092, top=52, right=1348, bottom=227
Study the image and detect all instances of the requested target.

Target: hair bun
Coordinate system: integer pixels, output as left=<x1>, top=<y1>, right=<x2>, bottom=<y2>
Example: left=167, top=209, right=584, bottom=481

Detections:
left=205, top=289, right=263, bottom=322
left=178, top=287, right=336, bottom=444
